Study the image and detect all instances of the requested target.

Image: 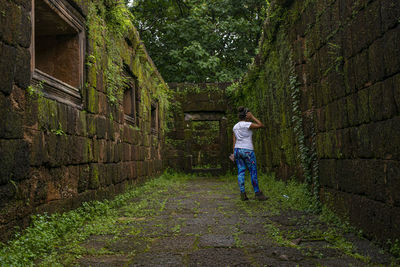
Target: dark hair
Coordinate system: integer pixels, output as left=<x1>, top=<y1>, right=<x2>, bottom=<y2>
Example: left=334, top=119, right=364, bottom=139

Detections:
left=238, top=106, right=249, bottom=120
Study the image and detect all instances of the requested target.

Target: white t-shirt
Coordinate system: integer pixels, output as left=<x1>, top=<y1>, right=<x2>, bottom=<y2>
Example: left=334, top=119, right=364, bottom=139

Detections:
left=233, top=121, right=253, bottom=150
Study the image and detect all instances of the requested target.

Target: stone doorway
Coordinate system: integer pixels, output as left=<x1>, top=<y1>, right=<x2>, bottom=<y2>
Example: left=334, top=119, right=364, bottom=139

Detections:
left=165, top=82, right=230, bottom=175
left=184, top=112, right=228, bottom=174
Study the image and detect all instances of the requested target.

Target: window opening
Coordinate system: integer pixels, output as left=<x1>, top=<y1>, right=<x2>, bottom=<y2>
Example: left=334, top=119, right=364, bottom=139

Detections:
left=31, top=0, right=85, bottom=106
left=123, top=68, right=140, bottom=126
left=151, top=102, right=159, bottom=135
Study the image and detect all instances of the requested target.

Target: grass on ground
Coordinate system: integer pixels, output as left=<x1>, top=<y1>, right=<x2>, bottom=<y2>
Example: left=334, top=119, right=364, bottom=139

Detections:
left=0, top=171, right=398, bottom=266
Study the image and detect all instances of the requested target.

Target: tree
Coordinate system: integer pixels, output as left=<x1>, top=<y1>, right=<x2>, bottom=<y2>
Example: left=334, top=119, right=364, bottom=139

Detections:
left=129, top=0, right=268, bottom=83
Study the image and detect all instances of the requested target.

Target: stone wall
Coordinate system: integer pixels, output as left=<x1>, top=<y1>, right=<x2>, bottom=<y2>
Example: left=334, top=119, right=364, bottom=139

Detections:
left=165, top=83, right=230, bottom=175
left=235, top=0, right=400, bottom=243
left=0, top=0, right=167, bottom=241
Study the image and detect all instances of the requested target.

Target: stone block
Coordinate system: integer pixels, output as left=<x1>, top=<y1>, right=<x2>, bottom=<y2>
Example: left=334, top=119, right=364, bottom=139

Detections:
left=123, top=143, right=131, bottom=161
left=356, top=88, right=370, bottom=124
left=78, top=165, right=90, bottom=193
left=381, top=0, right=400, bottom=31
left=341, top=24, right=353, bottom=59
left=337, top=98, right=349, bottom=129
left=18, top=6, right=31, bottom=48
left=30, top=131, right=45, bottom=166
left=338, top=128, right=353, bottom=158
left=329, top=72, right=346, bottom=101
left=45, top=134, right=57, bottom=167
left=133, top=145, right=140, bottom=161
left=353, top=124, right=373, bottom=158
left=368, top=82, right=384, bottom=121
left=14, top=47, right=31, bottom=89
left=367, top=120, right=390, bottom=159
left=353, top=49, right=369, bottom=90
left=69, top=136, right=88, bottom=164
left=114, top=142, right=122, bottom=163
left=24, top=96, right=39, bottom=128
left=0, top=1, right=21, bottom=45
left=343, top=58, right=356, bottom=94
left=368, top=38, right=385, bottom=83
left=76, top=110, right=87, bottom=136
left=393, top=73, right=400, bottom=114
left=89, top=163, right=100, bottom=189
left=132, top=161, right=138, bottom=179
left=319, top=159, right=336, bottom=188
left=350, top=1, right=382, bottom=55
left=345, top=93, right=358, bottom=126
left=391, top=207, right=400, bottom=240
left=363, top=1, right=383, bottom=43
left=86, top=114, right=96, bottom=138
left=96, top=116, right=107, bottom=139
left=121, top=125, right=129, bottom=143
left=361, top=159, right=387, bottom=202
left=106, top=118, right=114, bottom=140
left=85, top=138, right=94, bottom=163
left=387, top=161, right=400, bottom=206
left=383, top=27, right=400, bottom=76
left=0, top=43, right=16, bottom=95
left=57, top=103, right=68, bottom=134
left=0, top=183, right=16, bottom=208
left=136, top=161, right=143, bottom=177
left=0, top=140, right=30, bottom=184
left=381, top=78, right=397, bottom=119
left=0, top=94, right=24, bottom=139
left=141, top=146, right=148, bottom=161
left=86, top=87, right=99, bottom=114
left=66, top=105, right=77, bottom=135
left=98, top=164, right=107, bottom=186
left=384, top=117, right=400, bottom=160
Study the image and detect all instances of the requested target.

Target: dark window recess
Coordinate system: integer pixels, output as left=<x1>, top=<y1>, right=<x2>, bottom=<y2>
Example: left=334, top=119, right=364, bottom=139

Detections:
left=151, top=102, right=159, bottom=135
left=31, top=0, right=85, bottom=107
left=123, top=70, right=140, bottom=126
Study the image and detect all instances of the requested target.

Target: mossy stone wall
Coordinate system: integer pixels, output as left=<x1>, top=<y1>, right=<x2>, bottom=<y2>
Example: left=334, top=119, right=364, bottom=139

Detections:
left=0, top=0, right=168, bottom=241
left=233, top=0, right=400, bottom=243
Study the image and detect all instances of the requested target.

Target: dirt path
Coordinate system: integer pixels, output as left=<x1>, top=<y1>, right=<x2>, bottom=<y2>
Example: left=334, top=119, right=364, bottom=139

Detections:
left=74, top=177, right=395, bottom=267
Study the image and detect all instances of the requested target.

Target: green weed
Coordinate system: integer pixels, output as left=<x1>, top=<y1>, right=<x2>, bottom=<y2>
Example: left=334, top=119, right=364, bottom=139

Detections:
left=0, top=171, right=188, bottom=266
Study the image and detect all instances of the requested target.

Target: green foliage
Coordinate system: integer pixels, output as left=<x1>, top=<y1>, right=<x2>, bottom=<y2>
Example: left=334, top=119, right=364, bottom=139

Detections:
left=229, top=2, right=320, bottom=208
left=50, top=123, right=66, bottom=136
left=129, top=0, right=269, bottom=82
left=86, top=1, right=132, bottom=105
left=26, top=81, right=44, bottom=97
left=0, top=171, right=189, bottom=266
left=387, top=239, right=400, bottom=259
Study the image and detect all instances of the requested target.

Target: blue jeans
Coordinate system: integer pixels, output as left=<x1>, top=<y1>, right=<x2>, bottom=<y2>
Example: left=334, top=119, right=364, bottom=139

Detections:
left=234, top=148, right=260, bottom=193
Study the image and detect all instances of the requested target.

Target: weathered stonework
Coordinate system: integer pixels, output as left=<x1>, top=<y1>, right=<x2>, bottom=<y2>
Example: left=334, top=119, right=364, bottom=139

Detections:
left=166, top=83, right=230, bottom=175
left=0, top=0, right=167, bottom=241
left=236, top=0, right=400, bottom=244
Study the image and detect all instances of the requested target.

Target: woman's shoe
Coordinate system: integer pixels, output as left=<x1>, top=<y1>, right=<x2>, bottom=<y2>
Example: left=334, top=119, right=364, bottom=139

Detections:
left=255, top=191, right=268, bottom=201
left=241, top=192, right=249, bottom=201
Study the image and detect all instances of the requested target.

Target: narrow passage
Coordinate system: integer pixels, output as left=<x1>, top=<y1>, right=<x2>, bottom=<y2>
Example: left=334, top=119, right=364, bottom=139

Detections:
left=72, top=174, right=394, bottom=266
left=4, top=173, right=396, bottom=266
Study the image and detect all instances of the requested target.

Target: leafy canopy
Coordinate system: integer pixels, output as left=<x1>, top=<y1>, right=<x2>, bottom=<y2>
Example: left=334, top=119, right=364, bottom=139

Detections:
left=129, top=0, right=268, bottom=82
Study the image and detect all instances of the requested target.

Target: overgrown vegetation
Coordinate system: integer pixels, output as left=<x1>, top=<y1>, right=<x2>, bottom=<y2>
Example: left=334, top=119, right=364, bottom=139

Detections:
left=129, top=0, right=269, bottom=82
left=0, top=171, right=397, bottom=265
left=0, top=171, right=188, bottom=266
left=86, top=1, right=132, bottom=105
left=85, top=0, right=170, bottom=132
left=229, top=1, right=320, bottom=208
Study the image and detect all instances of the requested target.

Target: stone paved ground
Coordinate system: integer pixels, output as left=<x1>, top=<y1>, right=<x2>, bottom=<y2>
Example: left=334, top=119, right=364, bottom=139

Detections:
left=73, top=177, right=396, bottom=267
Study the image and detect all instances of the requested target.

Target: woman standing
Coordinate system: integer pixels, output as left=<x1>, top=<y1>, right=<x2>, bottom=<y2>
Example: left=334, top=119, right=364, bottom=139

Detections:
left=232, top=106, right=267, bottom=201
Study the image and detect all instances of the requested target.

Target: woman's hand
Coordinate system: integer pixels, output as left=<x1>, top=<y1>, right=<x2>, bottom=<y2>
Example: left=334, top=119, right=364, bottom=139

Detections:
left=246, top=112, right=254, bottom=121
left=247, top=112, right=265, bottom=129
